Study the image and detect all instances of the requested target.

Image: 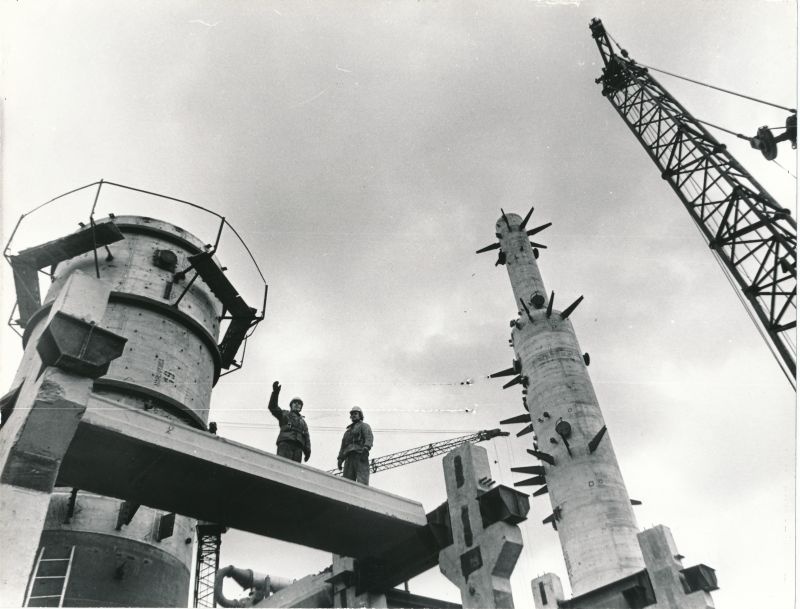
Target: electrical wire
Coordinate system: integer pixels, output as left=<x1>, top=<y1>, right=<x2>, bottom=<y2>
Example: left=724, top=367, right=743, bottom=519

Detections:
left=214, top=422, right=488, bottom=434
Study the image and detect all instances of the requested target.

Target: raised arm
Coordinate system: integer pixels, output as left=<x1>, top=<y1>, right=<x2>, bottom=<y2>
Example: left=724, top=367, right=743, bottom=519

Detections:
left=268, top=381, right=284, bottom=421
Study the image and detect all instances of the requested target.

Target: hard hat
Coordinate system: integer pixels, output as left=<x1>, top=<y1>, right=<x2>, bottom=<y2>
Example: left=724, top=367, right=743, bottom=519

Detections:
left=350, top=406, right=363, bottom=415
left=290, top=397, right=304, bottom=407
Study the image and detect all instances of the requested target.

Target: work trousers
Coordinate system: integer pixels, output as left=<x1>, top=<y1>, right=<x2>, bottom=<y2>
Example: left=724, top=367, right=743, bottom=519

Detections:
left=277, top=442, right=303, bottom=463
left=343, top=451, right=370, bottom=485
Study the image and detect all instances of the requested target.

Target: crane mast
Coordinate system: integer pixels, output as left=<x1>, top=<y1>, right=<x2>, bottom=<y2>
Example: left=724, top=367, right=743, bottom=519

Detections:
left=589, top=18, right=797, bottom=385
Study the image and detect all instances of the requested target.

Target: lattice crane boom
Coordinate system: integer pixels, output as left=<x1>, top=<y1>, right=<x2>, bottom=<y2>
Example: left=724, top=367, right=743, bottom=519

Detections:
left=327, top=428, right=509, bottom=475
left=589, top=18, right=797, bottom=386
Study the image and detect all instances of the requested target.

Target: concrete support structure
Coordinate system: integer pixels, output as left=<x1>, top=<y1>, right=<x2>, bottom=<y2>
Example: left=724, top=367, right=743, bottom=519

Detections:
left=328, top=556, right=388, bottom=608
left=0, top=272, right=114, bottom=605
left=40, top=490, right=194, bottom=606
left=530, top=526, right=717, bottom=609
left=56, top=397, right=428, bottom=556
left=485, top=211, right=717, bottom=609
left=438, top=443, right=523, bottom=608
left=530, top=573, right=564, bottom=608
left=638, top=526, right=714, bottom=609
left=497, top=212, right=643, bottom=594
left=4, top=215, right=237, bottom=606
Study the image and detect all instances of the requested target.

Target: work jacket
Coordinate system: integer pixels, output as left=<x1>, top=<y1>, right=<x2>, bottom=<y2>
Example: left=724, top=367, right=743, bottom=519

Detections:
left=268, top=394, right=311, bottom=457
left=338, top=420, right=373, bottom=460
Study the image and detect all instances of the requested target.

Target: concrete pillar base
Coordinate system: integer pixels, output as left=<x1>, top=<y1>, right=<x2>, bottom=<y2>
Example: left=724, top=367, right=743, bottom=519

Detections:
left=639, top=526, right=715, bottom=609
left=531, top=573, right=564, bottom=609
left=328, top=555, right=387, bottom=608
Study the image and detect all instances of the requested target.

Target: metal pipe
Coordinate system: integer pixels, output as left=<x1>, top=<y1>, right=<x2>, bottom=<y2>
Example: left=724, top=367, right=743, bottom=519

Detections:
left=214, top=566, right=292, bottom=608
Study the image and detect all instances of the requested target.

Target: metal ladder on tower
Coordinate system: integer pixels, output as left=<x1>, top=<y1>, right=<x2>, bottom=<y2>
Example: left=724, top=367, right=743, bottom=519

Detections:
left=24, top=545, right=76, bottom=607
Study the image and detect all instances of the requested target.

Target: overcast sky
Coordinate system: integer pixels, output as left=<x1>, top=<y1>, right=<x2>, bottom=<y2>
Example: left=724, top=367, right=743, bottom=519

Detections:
left=1, top=2, right=796, bottom=608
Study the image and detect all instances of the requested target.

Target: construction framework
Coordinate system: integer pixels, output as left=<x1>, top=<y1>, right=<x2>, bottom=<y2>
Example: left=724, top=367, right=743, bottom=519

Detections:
left=327, top=428, right=509, bottom=475
left=193, top=523, right=226, bottom=608
left=191, top=429, right=509, bottom=606
left=590, top=18, right=797, bottom=385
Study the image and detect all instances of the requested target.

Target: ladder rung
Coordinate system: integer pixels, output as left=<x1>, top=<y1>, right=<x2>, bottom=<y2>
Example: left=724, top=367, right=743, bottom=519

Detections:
left=28, top=595, right=61, bottom=599
left=32, top=576, right=67, bottom=580
left=39, top=558, right=70, bottom=562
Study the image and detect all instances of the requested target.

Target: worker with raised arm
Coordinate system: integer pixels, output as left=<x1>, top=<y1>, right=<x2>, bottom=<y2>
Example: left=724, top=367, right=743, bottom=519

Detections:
left=337, top=406, right=373, bottom=485
left=268, top=381, right=311, bottom=463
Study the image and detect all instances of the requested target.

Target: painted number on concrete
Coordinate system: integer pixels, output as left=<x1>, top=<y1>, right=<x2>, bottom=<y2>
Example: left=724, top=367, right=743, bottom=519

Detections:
left=153, top=357, right=176, bottom=386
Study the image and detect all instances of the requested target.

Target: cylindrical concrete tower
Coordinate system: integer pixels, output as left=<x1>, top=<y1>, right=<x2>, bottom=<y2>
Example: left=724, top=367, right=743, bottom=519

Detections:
left=13, top=215, right=229, bottom=607
left=495, top=212, right=644, bottom=596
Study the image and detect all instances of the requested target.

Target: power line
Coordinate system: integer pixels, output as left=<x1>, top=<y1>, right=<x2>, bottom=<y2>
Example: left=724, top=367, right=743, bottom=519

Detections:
left=214, top=422, right=493, bottom=434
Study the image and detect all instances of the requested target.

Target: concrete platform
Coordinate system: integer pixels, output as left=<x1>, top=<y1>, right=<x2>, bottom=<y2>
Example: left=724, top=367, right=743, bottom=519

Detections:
left=56, top=395, right=428, bottom=559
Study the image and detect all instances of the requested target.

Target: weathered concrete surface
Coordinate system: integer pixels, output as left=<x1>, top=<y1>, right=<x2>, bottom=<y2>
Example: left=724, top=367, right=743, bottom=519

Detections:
left=640, top=526, right=714, bottom=609
left=56, top=396, right=428, bottom=558
left=531, top=573, right=564, bottom=609
left=498, top=213, right=644, bottom=595
left=17, top=218, right=237, bottom=607
left=439, top=444, right=522, bottom=608
left=498, top=213, right=548, bottom=310
left=527, top=527, right=717, bottom=609
left=0, top=272, right=110, bottom=605
left=329, top=555, right=388, bottom=608
left=41, top=490, right=193, bottom=607
left=38, top=216, right=224, bottom=424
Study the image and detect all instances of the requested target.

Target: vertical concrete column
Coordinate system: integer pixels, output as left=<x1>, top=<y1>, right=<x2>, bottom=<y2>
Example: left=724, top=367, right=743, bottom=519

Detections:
left=497, top=213, right=644, bottom=595
left=638, top=526, right=714, bottom=609
left=531, top=573, right=564, bottom=609
left=0, top=272, right=111, bottom=604
left=439, top=443, right=523, bottom=609
left=328, top=555, right=387, bottom=609
left=498, top=213, right=548, bottom=311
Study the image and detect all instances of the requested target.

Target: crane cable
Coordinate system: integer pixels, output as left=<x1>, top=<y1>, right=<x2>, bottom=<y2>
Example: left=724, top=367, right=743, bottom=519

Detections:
left=688, top=117, right=797, bottom=177
left=636, top=62, right=796, bottom=114
left=605, top=32, right=796, bottom=114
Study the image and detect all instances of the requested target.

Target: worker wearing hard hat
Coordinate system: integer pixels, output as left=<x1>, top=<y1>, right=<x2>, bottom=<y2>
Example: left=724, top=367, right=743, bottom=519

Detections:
left=337, top=406, right=374, bottom=485
left=268, top=381, right=311, bottom=463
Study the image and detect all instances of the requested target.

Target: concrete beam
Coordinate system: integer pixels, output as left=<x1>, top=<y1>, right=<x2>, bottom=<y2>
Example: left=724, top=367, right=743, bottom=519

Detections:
left=56, top=396, right=428, bottom=559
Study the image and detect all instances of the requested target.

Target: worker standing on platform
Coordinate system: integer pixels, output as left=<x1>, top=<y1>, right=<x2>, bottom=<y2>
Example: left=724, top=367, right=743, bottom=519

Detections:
left=268, top=381, right=311, bottom=463
left=337, top=406, right=373, bottom=485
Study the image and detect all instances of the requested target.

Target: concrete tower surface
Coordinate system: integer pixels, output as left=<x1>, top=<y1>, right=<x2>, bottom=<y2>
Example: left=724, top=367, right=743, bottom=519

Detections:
left=496, top=211, right=643, bottom=595
left=3, top=190, right=263, bottom=607
left=483, top=210, right=718, bottom=609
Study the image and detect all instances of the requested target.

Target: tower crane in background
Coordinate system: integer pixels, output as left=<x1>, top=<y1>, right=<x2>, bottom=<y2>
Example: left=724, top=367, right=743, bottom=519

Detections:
left=589, top=18, right=797, bottom=389
left=193, top=428, right=509, bottom=607
left=326, top=427, right=509, bottom=476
